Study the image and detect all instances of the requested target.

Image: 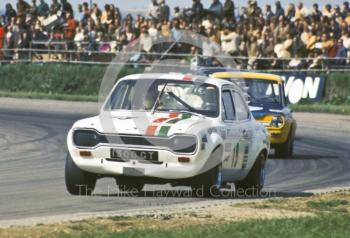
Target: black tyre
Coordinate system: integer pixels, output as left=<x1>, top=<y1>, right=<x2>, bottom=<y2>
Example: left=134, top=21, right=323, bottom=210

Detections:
left=117, top=177, right=144, bottom=193
left=191, top=165, right=222, bottom=198
left=275, top=130, right=294, bottom=158
left=65, top=153, right=97, bottom=196
left=235, top=152, right=266, bottom=197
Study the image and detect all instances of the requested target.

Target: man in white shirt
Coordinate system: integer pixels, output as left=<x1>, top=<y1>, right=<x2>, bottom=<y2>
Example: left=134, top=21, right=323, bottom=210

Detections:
left=148, top=0, right=160, bottom=20
left=221, top=27, right=240, bottom=56
left=140, top=27, right=153, bottom=53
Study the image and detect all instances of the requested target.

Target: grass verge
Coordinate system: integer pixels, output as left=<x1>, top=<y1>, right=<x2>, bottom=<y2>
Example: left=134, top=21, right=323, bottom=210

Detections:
left=1, top=192, right=349, bottom=238
left=0, top=91, right=98, bottom=102
left=290, top=103, right=350, bottom=115
left=50, top=214, right=350, bottom=238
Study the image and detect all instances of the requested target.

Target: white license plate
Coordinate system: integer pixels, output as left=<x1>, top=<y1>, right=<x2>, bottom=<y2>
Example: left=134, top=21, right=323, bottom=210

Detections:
left=111, top=149, right=158, bottom=161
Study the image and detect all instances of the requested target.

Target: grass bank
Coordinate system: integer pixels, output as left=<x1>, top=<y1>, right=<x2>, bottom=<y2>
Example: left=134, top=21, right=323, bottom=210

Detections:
left=0, top=91, right=98, bottom=102
left=1, top=192, right=349, bottom=238
left=291, top=103, right=350, bottom=115
left=0, top=63, right=142, bottom=96
left=1, top=64, right=350, bottom=114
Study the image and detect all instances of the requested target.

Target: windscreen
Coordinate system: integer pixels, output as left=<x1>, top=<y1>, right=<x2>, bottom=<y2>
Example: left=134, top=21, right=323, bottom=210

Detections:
left=106, top=79, right=219, bottom=117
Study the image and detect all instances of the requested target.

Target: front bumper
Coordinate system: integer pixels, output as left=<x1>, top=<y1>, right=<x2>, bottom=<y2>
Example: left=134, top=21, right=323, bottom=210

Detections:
left=67, top=129, right=208, bottom=180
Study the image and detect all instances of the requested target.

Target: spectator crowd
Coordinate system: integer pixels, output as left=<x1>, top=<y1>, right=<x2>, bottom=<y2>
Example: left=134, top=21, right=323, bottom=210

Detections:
left=1, top=0, right=350, bottom=70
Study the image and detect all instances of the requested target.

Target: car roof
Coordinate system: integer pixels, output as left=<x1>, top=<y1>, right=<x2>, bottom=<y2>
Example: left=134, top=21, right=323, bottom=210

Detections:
left=195, top=67, right=237, bottom=76
left=211, top=72, right=283, bottom=84
left=119, top=73, right=237, bottom=88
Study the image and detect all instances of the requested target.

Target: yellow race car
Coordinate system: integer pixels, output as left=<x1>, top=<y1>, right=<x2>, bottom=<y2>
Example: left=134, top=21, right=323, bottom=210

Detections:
left=211, top=72, right=297, bottom=158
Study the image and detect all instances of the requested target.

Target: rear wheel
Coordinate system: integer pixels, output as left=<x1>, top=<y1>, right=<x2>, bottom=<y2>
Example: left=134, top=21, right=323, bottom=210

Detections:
left=275, top=130, right=294, bottom=158
left=117, top=177, right=144, bottom=193
left=235, top=152, right=266, bottom=197
left=65, top=153, right=97, bottom=196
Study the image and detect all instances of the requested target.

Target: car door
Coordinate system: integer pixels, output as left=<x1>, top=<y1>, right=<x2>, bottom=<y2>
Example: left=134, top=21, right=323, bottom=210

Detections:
left=221, top=88, right=241, bottom=170
left=232, top=90, right=254, bottom=170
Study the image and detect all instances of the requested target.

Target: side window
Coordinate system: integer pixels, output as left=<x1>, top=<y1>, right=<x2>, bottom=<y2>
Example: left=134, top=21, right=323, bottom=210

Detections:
left=233, top=91, right=250, bottom=121
left=222, top=90, right=236, bottom=121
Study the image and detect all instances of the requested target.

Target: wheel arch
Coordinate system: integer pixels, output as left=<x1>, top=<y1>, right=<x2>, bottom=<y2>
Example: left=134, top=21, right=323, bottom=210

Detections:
left=212, top=144, right=224, bottom=154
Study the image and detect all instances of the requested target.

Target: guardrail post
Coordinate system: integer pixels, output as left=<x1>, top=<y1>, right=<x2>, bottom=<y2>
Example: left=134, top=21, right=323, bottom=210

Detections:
left=48, top=41, right=51, bottom=61
left=29, top=42, right=32, bottom=63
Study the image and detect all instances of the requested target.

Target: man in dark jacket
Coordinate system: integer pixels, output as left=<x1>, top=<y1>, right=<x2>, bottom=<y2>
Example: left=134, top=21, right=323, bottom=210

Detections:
left=60, top=0, right=73, bottom=18
left=336, top=39, right=347, bottom=66
left=5, top=4, right=17, bottom=25
left=18, top=30, right=31, bottom=59
left=192, top=0, right=203, bottom=16
left=16, top=0, right=31, bottom=28
left=275, top=1, right=284, bottom=19
left=159, top=0, right=170, bottom=22
left=50, top=0, right=61, bottom=15
left=223, top=0, right=235, bottom=19
left=37, top=0, right=49, bottom=17
left=209, top=0, right=223, bottom=18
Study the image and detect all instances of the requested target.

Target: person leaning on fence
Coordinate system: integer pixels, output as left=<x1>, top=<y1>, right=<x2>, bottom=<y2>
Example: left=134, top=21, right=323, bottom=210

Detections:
left=336, top=39, right=348, bottom=65
left=140, top=27, right=153, bottom=52
left=18, top=30, right=31, bottom=60
left=64, top=13, right=76, bottom=58
left=0, top=22, right=4, bottom=60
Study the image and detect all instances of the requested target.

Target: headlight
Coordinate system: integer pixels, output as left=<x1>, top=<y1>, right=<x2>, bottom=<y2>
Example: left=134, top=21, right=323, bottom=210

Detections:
left=170, top=136, right=197, bottom=153
left=73, top=130, right=107, bottom=147
left=270, top=116, right=284, bottom=128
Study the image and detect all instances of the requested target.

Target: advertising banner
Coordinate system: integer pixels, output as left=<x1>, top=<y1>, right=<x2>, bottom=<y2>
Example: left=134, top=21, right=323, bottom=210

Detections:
left=279, top=74, right=326, bottom=104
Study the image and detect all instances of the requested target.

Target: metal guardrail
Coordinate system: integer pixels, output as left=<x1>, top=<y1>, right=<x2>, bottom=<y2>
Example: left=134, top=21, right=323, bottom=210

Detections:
left=1, top=45, right=350, bottom=72
left=2, top=48, right=350, bottom=60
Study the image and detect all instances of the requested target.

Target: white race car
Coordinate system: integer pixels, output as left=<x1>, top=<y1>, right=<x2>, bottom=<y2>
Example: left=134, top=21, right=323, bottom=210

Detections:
left=66, top=73, right=270, bottom=197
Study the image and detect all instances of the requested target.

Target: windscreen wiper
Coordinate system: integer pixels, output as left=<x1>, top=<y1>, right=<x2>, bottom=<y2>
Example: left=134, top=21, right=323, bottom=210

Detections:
left=151, top=83, right=168, bottom=114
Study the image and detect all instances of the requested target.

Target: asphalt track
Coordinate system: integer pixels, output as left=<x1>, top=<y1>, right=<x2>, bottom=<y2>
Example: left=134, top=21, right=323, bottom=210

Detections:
left=0, top=100, right=349, bottom=222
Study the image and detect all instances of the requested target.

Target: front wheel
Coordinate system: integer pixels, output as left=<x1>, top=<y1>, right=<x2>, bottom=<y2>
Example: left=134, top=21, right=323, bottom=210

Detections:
left=235, top=152, right=266, bottom=197
left=191, top=147, right=223, bottom=198
left=275, top=131, right=294, bottom=158
left=191, top=165, right=222, bottom=198
left=65, top=153, right=97, bottom=196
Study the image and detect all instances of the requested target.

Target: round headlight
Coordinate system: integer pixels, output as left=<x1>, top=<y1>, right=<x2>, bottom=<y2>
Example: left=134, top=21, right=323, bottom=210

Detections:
left=270, top=116, right=284, bottom=128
